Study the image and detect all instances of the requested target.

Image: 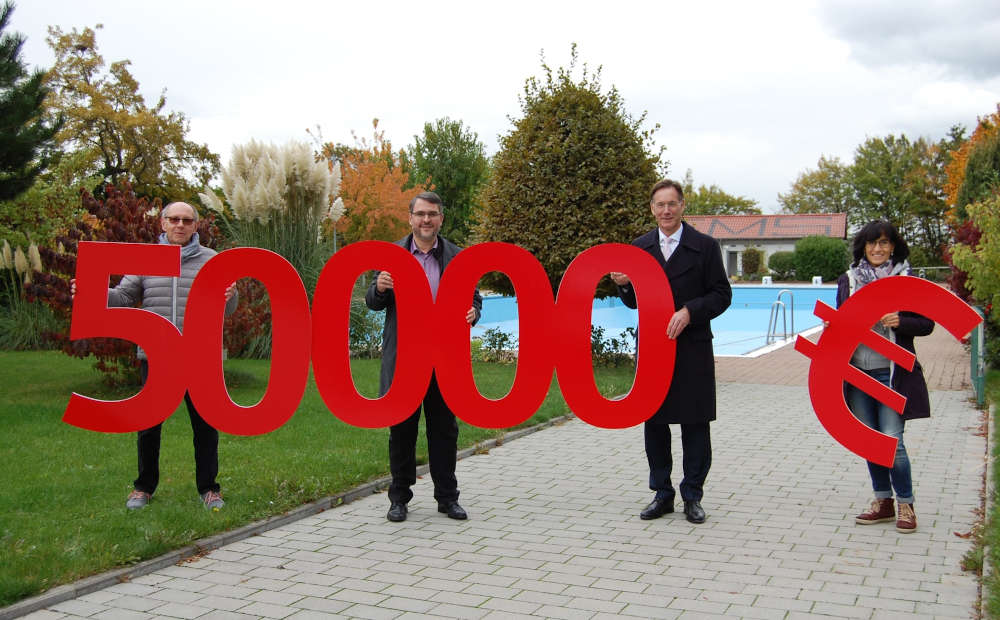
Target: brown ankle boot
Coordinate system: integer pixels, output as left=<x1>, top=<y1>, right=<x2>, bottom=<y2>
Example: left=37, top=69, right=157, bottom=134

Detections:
left=895, top=502, right=916, bottom=533
left=855, top=498, right=895, bottom=524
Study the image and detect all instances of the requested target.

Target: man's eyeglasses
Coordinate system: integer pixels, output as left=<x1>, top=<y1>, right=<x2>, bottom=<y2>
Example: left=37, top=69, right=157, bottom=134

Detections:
left=164, top=216, right=195, bottom=226
left=652, top=200, right=683, bottom=210
left=411, top=211, right=441, bottom=220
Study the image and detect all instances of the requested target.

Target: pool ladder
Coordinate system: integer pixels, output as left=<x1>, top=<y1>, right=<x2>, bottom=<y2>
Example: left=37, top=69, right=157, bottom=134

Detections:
left=766, top=289, right=795, bottom=344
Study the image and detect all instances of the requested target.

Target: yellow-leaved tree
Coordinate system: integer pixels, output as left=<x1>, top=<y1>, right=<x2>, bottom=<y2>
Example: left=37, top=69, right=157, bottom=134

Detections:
left=44, top=24, right=219, bottom=202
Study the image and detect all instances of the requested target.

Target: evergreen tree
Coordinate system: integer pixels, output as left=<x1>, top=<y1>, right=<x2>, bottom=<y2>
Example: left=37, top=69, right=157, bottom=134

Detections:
left=475, top=46, right=664, bottom=297
left=0, top=1, right=61, bottom=202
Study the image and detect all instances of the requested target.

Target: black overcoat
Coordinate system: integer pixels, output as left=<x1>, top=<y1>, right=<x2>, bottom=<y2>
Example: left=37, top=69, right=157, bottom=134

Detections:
left=617, top=225, right=732, bottom=424
left=365, top=234, right=482, bottom=397
left=836, top=273, right=934, bottom=420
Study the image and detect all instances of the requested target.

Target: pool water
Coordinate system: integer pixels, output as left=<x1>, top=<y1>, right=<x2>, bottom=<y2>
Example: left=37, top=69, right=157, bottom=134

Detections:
left=470, top=285, right=838, bottom=357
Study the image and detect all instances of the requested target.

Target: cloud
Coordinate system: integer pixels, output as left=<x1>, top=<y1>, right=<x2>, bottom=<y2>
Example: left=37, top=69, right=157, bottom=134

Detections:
left=816, top=0, right=1000, bottom=78
left=10, top=0, right=1000, bottom=212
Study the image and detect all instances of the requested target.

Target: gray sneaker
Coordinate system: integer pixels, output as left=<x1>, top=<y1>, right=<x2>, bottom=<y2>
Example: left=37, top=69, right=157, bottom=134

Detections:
left=201, top=490, right=224, bottom=511
left=126, top=490, right=151, bottom=510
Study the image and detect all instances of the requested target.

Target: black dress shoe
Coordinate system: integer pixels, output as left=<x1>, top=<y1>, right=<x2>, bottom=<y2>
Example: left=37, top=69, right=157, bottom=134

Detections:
left=438, top=501, right=468, bottom=520
left=640, top=497, right=674, bottom=520
left=386, top=502, right=407, bottom=522
left=683, top=500, right=706, bottom=524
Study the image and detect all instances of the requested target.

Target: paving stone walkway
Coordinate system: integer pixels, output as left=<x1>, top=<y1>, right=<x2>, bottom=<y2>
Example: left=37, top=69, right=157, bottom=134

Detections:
left=21, top=325, right=985, bottom=619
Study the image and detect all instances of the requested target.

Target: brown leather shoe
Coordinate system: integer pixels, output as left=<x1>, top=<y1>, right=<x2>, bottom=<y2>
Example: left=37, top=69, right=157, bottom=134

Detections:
left=895, top=502, right=916, bottom=533
left=855, top=498, right=894, bottom=524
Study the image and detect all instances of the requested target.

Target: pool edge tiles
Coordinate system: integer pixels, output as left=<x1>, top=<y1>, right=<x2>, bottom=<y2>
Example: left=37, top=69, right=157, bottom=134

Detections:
left=713, top=324, right=824, bottom=358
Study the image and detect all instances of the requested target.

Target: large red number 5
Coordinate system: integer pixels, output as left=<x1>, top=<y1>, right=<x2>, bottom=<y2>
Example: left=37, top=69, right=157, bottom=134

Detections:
left=64, top=242, right=187, bottom=432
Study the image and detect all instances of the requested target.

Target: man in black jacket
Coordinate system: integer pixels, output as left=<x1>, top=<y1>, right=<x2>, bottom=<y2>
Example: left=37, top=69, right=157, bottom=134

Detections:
left=611, top=179, right=732, bottom=524
left=366, top=192, right=482, bottom=523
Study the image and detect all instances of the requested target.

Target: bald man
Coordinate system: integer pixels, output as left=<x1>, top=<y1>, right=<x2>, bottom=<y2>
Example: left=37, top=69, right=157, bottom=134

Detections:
left=99, top=202, right=237, bottom=510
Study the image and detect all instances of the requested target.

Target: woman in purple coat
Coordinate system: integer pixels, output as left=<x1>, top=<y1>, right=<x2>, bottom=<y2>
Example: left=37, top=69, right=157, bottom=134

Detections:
left=837, top=220, right=934, bottom=533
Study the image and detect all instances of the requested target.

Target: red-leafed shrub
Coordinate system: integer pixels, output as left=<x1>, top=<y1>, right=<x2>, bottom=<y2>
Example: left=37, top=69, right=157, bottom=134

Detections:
left=26, top=183, right=223, bottom=385
left=944, top=219, right=981, bottom=303
left=222, top=278, right=271, bottom=359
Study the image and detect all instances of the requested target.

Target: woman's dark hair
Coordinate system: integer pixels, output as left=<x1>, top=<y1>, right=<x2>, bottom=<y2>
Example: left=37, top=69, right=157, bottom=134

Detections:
left=850, top=219, right=909, bottom=266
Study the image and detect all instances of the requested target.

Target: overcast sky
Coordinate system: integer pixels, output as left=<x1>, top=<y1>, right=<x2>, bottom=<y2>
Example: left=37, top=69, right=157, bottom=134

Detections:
left=10, top=0, right=1000, bottom=212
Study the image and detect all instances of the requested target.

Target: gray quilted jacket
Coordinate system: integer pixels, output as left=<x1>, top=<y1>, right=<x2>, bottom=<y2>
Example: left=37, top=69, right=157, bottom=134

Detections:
left=107, top=233, right=238, bottom=359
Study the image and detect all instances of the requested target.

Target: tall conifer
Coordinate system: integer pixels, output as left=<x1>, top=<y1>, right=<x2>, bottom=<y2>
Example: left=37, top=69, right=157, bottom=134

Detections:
left=0, top=1, right=60, bottom=201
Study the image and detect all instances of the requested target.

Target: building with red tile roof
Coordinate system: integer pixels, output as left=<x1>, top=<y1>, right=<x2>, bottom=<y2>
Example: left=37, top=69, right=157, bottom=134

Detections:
left=682, top=213, right=847, bottom=277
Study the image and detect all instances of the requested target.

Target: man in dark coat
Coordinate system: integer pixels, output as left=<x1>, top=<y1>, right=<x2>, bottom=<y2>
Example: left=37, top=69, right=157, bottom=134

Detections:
left=366, top=191, right=482, bottom=523
left=611, top=179, right=732, bottom=523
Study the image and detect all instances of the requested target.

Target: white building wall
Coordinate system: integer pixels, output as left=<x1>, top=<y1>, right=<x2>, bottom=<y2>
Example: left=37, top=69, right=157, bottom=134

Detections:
left=719, top=239, right=798, bottom=276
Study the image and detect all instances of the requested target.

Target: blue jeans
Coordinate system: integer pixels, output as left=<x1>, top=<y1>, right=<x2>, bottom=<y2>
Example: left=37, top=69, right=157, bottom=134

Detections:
left=846, top=367, right=914, bottom=503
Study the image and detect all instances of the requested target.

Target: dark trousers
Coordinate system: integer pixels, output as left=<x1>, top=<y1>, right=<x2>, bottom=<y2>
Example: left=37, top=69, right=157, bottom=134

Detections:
left=134, top=361, right=220, bottom=496
left=388, top=373, right=459, bottom=504
left=644, top=421, right=711, bottom=502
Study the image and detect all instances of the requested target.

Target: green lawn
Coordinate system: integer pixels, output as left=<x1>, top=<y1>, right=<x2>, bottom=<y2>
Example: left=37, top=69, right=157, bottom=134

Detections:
left=982, top=369, right=1000, bottom=617
left=0, top=350, right=638, bottom=607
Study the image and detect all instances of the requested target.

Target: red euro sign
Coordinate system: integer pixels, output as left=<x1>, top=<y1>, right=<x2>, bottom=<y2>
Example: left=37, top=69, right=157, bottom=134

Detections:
left=794, top=276, right=982, bottom=467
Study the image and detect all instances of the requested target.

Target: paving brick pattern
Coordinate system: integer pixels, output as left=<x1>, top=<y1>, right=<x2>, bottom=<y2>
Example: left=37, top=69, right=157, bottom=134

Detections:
left=22, top=323, right=984, bottom=619
left=716, top=324, right=973, bottom=391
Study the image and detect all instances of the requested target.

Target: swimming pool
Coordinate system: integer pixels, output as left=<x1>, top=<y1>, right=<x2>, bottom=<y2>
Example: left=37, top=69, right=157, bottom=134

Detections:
left=470, top=284, right=838, bottom=357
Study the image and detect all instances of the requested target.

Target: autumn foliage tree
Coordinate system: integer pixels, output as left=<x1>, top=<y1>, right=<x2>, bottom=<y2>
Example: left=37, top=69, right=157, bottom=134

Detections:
left=943, top=104, right=1000, bottom=365
left=43, top=24, right=219, bottom=202
left=325, top=120, right=422, bottom=245
left=945, top=104, right=1000, bottom=221
left=944, top=106, right=1000, bottom=293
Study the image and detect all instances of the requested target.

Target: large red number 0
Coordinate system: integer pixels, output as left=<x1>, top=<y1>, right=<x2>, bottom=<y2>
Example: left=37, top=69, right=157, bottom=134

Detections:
left=65, top=242, right=187, bottom=432
left=184, top=248, right=311, bottom=435
left=433, top=243, right=555, bottom=428
left=554, top=244, right=675, bottom=429
left=312, top=241, right=434, bottom=428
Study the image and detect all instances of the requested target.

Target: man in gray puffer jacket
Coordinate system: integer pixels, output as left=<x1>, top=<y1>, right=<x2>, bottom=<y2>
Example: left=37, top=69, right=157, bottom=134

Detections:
left=90, top=201, right=238, bottom=510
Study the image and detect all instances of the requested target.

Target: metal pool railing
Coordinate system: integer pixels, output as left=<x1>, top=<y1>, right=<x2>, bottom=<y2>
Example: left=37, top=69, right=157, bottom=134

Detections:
left=766, top=289, right=795, bottom=344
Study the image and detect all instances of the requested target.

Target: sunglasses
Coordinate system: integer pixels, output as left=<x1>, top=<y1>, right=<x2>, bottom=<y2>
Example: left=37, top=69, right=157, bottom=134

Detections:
left=164, top=216, right=195, bottom=225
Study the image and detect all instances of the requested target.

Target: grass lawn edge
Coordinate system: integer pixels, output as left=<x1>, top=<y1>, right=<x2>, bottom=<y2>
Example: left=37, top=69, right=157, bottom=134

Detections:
left=0, top=412, right=576, bottom=619
left=984, top=401, right=996, bottom=619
